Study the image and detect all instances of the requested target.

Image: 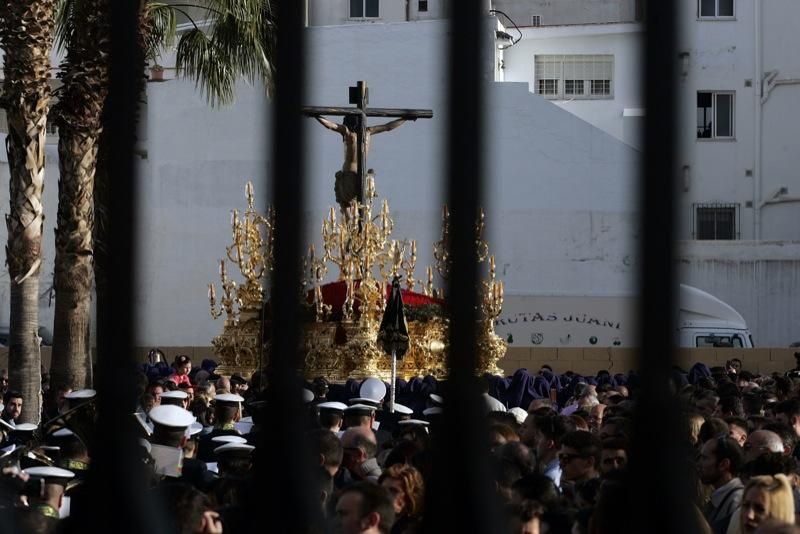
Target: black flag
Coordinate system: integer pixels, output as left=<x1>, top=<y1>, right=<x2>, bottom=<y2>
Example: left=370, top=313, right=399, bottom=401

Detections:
left=377, top=276, right=410, bottom=359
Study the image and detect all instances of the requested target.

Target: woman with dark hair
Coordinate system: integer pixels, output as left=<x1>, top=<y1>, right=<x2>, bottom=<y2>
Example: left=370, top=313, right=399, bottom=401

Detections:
left=379, top=464, right=425, bottom=534
left=170, top=354, right=192, bottom=387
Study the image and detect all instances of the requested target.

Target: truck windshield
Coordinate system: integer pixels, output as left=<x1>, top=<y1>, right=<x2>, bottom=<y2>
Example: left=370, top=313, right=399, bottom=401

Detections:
left=696, top=335, right=744, bottom=348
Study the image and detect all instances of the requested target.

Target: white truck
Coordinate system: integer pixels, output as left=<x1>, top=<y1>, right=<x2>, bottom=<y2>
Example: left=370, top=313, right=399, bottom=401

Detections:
left=495, top=284, right=754, bottom=349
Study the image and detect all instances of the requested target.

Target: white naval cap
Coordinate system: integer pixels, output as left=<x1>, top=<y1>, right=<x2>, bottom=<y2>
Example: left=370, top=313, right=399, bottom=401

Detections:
left=185, top=422, right=203, bottom=438
left=345, top=404, right=377, bottom=416
left=393, top=403, right=413, bottom=415
left=508, top=407, right=528, bottom=426
left=24, top=466, right=75, bottom=484
left=348, top=397, right=380, bottom=407
left=317, top=401, right=348, bottom=412
left=214, top=393, right=245, bottom=404
left=429, top=394, right=444, bottom=406
left=148, top=405, right=195, bottom=429
left=51, top=428, right=75, bottom=438
left=359, top=377, right=387, bottom=402
left=12, top=423, right=38, bottom=432
left=213, top=442, right=255, bottom=456
left=65, top=389, right=96, bottom=400
left=422, top=407, right=443, bottom=416
left=160, top=390, right=188, bottom=400
left=397, top=419, right=430, bottom=427
left=302, top=389, right=315, bottom=403
left=211, top=435, right=247, bottom=444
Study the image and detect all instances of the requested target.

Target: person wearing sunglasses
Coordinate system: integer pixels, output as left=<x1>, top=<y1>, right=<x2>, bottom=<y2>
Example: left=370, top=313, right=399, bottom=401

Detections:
left=558, top=430, right=601, bottom=486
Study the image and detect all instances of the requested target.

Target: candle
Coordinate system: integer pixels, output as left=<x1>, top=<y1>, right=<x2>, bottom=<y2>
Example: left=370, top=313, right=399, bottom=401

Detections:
left=219, top=260, right=226, bottom=275
left=208, top=284, right=216, bottom=301
left=411, top=240, right=417, bottom=256
left=329, top=206, right=335, bottom=223
left=246, top=181, right=253, bottom=197
left=490, top=255, right=495, bottom=272
left=230, top=210, right=235, bottom=226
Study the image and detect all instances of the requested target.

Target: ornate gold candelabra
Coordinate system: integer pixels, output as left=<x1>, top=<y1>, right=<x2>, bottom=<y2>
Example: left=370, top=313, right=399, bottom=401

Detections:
left=432, top=206, right=490, bottom=287
left=207, top=182, right=274, bottom=376
left=303, top=244, right=332, bottom=322
left=208, top=175, right=507, bottom=381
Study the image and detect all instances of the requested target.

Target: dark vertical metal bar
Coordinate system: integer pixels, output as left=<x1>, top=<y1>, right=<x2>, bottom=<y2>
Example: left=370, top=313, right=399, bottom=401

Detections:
left=252, top=0, right=318, bottom=530
left=630, top=0, right=698, bottom=532
left=69, top=2, right=157, bottom=534
left=424, top=2, right=499, bottom=532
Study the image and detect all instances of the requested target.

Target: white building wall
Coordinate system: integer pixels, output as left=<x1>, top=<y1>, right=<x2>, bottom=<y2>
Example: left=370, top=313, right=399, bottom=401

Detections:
left=678, top=0, right=800, bottom=242
left=407, top=0, right=450, bottom=22
left=308, top=0, right=410, bottom=26
left=491, top=0, right=639, bottom=27
left=678, top=241, right=800, bottom=346
left=501, top=24, right=644, bottom=147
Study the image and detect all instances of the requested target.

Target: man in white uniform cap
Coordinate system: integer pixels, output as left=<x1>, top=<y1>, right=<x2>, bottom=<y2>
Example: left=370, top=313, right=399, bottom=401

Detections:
left=197, top=392, right=244, bottom=462
left=148, top=404, right=196, bottom=478
left=23, top=466, right=75, bottom=519
left=160, top=389, right=189, bottom=409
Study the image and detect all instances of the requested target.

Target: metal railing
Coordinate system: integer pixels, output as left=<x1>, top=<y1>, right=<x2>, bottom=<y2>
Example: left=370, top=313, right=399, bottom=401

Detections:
left=38, top=0, right=693, bottom=532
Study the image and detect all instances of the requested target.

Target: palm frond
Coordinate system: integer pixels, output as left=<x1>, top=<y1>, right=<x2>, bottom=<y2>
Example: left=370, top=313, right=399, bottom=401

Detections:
left=55, top=0, right=80, bottom=53
left=174, top=0, right=277, bottom=106
left=145, top=3, right=178, bottom=63
left=175, top=28, right=236, bottom=106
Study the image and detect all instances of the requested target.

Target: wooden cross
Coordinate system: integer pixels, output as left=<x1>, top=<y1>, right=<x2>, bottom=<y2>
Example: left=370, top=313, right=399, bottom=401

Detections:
left=303, top=81, right=434, bottom=205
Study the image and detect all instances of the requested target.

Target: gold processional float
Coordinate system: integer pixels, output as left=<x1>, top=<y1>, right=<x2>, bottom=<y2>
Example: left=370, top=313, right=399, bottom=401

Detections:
left=207, top=177, right=507, bottom=383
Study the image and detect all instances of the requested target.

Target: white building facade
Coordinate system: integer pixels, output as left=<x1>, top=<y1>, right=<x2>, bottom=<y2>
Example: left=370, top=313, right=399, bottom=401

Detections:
left=494, top=1, right=800, bottom=345
left=500, top=23, right=645, bottom=148
left=491, top=0, right=641, bottom=27
left=678, top=0, right=800, bottom=243
left=306, top=0, right=451, bottom=26
left=500, top=0, right=800, bottom=243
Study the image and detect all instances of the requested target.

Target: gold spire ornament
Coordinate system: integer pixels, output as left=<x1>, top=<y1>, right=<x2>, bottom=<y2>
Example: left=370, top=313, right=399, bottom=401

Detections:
left=208, top=176, right=507, bottom=381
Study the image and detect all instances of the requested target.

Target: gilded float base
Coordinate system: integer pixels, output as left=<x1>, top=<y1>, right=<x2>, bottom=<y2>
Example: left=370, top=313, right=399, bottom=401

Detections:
left=212, top=318, right=507, bottom=383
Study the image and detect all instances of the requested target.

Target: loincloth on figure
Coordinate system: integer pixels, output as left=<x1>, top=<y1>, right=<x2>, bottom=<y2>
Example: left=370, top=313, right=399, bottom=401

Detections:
left=335, top=170, right=360, bottom=208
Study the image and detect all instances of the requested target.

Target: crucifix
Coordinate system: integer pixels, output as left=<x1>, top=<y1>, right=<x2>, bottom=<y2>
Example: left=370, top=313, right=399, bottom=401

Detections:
left=303, top=81, right=433, bottom=215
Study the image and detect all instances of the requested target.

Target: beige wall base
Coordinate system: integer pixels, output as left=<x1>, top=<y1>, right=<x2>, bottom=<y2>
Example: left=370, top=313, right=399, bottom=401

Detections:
left=0, top=347, right=796, bottom=379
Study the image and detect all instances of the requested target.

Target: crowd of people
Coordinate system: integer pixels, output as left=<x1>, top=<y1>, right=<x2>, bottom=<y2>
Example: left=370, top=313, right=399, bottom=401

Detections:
left=2, top=354, right=800, bottom=533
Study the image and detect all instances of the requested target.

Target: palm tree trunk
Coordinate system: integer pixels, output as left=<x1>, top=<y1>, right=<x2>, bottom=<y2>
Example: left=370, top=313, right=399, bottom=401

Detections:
left=51, top=130, right=97, bottom=390
left=3, top=105, right=47, bottom=424
left=0, top=0, right=56, bottom=423
left=8, top=277, right=42, bottom=424
left=50, top=0, right=111, bottom=389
